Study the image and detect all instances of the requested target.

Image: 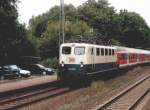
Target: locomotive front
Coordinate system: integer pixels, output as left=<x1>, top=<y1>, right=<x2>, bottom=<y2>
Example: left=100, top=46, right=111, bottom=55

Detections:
left=59, top=43, right=87, bottom=78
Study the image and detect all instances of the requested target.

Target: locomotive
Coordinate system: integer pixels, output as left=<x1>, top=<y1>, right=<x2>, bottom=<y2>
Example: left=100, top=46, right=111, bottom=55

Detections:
left=59, top=43, right=150, bottom=78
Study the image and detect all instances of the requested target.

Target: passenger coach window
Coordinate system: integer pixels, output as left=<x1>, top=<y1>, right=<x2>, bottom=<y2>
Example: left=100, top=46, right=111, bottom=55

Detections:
left=75, top=47, right=85, bottom=55
left=101, top=48, right=104, bottom=56
left=62, top=47, right=71, bottom=54
left=105, top=49, right=108, bottom=56
left=91, top=48, right=94, bottom=55
left=112, top=49, right=115, bottom=55
left=96, top=48, right=100, bottom=56
left=109, top=49, right=111, bottom=55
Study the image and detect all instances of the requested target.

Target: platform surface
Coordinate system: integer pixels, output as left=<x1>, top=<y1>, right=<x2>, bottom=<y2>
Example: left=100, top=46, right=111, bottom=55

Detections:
left=0, top=75, right=57, bottom=93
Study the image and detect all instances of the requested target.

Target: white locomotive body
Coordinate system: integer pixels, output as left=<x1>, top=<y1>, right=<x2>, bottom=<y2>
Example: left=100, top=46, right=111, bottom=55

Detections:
left=59, top=43, right=117, bottom=77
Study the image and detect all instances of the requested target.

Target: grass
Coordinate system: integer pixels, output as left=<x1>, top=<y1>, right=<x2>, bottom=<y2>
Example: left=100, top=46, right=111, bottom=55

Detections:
left=57, top=80, right=107, bottom=110
left=89, top=80, right=106, bottom=93
left=58, top=105, right=71, bottom=110
left=57, top=66, right=148, bottom=110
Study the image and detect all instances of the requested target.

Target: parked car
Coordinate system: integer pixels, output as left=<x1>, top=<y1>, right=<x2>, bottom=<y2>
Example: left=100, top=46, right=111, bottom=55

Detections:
left=0, top=65, right=20, bottom=80
left=0, top=65, right=31, bottom=80
left=18, top=67, right=31, bottom=78
left=22, top=64, right=54, bottom=75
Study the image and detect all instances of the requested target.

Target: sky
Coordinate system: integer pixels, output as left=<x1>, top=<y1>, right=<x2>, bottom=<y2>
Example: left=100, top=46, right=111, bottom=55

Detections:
left=18, top=0, right=150, bottom=27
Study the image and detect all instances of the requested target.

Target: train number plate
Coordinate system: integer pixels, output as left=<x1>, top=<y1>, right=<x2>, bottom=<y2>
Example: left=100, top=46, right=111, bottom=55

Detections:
left=68, top=68, right=76, bottom=71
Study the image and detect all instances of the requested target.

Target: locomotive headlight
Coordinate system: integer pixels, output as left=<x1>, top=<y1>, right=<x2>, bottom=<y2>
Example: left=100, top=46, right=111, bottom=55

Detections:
left=80, top=61, right=84, bottom=67
left=61, top=61, right=64, bottom=67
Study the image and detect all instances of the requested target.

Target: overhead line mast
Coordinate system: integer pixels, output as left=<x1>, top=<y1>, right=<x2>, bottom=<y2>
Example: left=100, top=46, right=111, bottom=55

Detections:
left=60, top=0, right=65, bottom=44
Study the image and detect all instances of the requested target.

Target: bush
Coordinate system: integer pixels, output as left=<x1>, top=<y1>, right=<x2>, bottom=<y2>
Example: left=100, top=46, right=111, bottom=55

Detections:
left=41, top=57, right=59, bottom=69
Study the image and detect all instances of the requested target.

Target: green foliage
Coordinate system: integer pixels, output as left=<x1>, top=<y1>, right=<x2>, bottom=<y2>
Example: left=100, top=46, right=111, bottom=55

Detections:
left=111, top=39, right=123, bottom=46
left=117, top=10, right=150, bottom=48
left=78, top=0, right=150, bottom=48
left=78, top=0, right=117, bottom=38
left=0, top=0, right=37, bottom=65
left=65, top=20, right=94, bottom=41
left=37, top=20, right=93, bottom=59
left=28, top=4, right=94, bottom=59
left=28, top=5, right=78, bottom=38
left=41, top=57, right=59, bottom=69
left=38, top=21, right=59, bottom=58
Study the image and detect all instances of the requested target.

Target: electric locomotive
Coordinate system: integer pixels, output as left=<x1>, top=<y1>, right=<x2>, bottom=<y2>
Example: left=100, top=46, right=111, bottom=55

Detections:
left=59, top=43, right=117, bottom=78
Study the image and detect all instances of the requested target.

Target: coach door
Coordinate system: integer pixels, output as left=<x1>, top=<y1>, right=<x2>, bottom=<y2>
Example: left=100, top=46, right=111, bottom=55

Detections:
left=91, top=48, right=95, bottom=70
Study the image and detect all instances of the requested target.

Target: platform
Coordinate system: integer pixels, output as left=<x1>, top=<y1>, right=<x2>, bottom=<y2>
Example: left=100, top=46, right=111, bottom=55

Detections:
left=0, top=75, right=57, bottom=93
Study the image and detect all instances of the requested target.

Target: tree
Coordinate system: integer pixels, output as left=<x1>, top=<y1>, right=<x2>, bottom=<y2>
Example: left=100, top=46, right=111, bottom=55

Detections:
left=78, top=0, right=150, bottom=48
left=28, top=4, right=93, bottom=59
left=28, top=5, right=78, bottom=38
left=38, top=20, right=93, bottom=59
left=0, top=0, right=36, bottom=65
left=118, top=10, right=150, bottom=48
left=78, top=0, right=117, bottom=40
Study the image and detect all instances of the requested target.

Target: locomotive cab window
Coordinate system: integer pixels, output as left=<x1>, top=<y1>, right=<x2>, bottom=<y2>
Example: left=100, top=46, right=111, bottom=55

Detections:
left=74, top=47, right=85, bottom=55
left=62, top=47, right=71, bottom=54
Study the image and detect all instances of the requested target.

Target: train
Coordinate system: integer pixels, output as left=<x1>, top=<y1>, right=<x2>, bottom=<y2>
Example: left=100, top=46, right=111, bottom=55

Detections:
left=59, top=43, right=150, bottom=78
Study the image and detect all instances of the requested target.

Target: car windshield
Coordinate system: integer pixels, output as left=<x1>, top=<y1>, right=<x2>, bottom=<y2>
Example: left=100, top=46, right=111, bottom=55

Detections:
left=9, top=65, right=18, bottom=69
left=36, top=64, right=45, bottom=68
left=62, top=46, right=71, bottom=54
left=74, top=47, right=85, bottom=55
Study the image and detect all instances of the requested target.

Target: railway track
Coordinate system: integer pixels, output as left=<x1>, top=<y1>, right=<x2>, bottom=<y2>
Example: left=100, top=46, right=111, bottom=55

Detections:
left=93, top=75, right=150, bottom=110
left=0, top=81, right=71, bottom=110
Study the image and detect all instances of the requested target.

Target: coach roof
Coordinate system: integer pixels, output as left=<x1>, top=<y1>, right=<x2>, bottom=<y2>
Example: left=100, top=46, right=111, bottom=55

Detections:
left=61, top=43, right=116, bottom=49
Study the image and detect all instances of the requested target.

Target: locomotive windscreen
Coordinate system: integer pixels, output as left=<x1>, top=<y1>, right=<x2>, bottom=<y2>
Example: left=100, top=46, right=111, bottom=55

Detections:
left=62, top=46, right=71, bottom=54
left=74, top=47, right=85, bottom=55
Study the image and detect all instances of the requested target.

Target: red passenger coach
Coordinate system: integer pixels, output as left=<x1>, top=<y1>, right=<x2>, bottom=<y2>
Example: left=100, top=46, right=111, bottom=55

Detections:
left=116, top=47, right=150, bottom=68
left=129, top=53, right=138, bottom=63
left=139, top=53, right=145, bottom=62
left=116, top=52, right=128, bottom=65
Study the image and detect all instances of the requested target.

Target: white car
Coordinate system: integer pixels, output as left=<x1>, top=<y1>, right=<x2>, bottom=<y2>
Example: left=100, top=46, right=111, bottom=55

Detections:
left=19, top=68, right=31, bottom=78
